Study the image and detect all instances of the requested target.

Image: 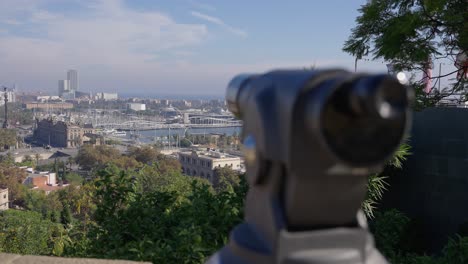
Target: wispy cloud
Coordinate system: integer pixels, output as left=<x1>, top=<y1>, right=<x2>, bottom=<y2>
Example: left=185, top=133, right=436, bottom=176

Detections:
left=188, top=0, right=216, bottom=11
left=1, top=1, right=209, bottom=57
left=0, top=0, right=211, bottom=91
left=3, top=19, right=22, bottom=25
left=191, top=11, right=247, bottom=38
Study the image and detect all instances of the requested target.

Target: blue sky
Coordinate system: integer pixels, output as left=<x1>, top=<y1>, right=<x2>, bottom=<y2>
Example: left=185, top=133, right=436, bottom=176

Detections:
left=0, top=0, right=389, bottom=96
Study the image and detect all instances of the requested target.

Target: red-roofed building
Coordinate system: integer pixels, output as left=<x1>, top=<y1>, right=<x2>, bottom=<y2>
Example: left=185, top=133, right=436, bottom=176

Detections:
left=23, top=171, right=67, bottom=195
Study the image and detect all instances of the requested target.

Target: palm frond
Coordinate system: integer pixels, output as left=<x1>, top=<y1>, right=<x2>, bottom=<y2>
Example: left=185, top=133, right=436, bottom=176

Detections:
left=387, top=142, right=412, bottom=169
left=363, top=142, right=412, bottom=218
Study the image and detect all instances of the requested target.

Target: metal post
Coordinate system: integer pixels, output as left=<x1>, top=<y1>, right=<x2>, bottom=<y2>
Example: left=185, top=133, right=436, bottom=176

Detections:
left=439, top=62, right=442, bottom=91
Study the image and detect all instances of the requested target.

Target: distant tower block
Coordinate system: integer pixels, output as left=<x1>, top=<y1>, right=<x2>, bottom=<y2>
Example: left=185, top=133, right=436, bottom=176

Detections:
left=58, top=80, right=70, bottom=97
left=2, top=87, right=9, bottom=128
left=67, top=69, right=79, bottom=92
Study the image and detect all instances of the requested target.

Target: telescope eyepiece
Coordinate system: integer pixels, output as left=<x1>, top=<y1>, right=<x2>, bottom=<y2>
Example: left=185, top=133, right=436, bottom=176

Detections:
left=346, top=75, right=408, bottom=119
left=226, top=74, right=254, bottom=118
left=317, top=74, right=410, bottom=167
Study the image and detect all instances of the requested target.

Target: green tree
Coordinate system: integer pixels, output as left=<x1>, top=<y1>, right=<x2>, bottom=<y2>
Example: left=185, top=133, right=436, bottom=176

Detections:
left=0, top=210, right=66, bottom=255
left=0, top=129, right=17, bottom=150
left=136, top=161, right=209, bottom=197
left=113, top=156, right=141, bottom=170
left=213, top=167, right=241, bottom=193
left=0, top=152, right=14, bottom=165
left=61, top=204, right=73, bottom=226
left=371, top=209, right=412, bottom=259
left=0, top=103, right=34, bottom=126
left=34, top=153, right=41, bottom=167
left=344, top=0, right=467, bottom=108
left=0, top=163, right=28, bottom=206
left=17, top=155, right=34, bottom=167
left=105, top=139, right=122, bottom=145
left=75, top=145, right=121, bottom=170
left=57, top=184, right=96, bottom=223
left=88, top=167, right=247, bottom=263
left=127, top=145, right=159, bottom=164
left=155, top=155, right=182, bottom=174
left=22, top=155, right=32, bottom=163
left=64, top=172, right=84, bottom=185
left=23, top=190, right=62, bottom=221
left=66, top=157, right=74, bottom=170
left=180, top=138, right=192, bottom=147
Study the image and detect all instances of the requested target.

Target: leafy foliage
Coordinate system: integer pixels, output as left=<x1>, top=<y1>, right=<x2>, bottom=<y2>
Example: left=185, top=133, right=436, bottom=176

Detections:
left=0, top=103, right=34, bottom=126
left=371, top=209, right=412, bottom=259
left=75, top=145, right=119, bottom=170
left=371, top=209, right=468, bottom=264
left=180, top=138, right=192, bottom=147
left=0, top=141, right=465, bottom=264
left=75, top=145, right=141, bottom=171
left=440, top=235, right=468, bottom=264
left=0, top=163, right=28, bottom=206
left=0, top=129, right=17, bottom=150
left=127, top=145, right=159, bottom=164
left=64, top=172, right=84, bottom=185
left=0, top=210, right=65, bottom=255
left=23, top=190, right=62, bottom=222
left=363, top=142, right=411, bottom=218
left=213, top=167, right=242, bottom=193
left=344, top=0, right=468, bottom=105
left=136, top=163, right=206, bottom=196
left=88, top=167, right=247, bottom=263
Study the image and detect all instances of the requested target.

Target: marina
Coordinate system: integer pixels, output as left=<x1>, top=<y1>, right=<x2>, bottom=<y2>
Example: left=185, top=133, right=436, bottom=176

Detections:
left=105, top=126, right=242, bottom=144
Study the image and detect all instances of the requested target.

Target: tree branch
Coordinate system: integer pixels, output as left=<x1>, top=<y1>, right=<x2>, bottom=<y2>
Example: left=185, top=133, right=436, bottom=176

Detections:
left=429, top=69, right=460, bottom=79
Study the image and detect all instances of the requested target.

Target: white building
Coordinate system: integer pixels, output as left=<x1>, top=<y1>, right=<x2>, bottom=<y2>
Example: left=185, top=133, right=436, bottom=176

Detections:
left=36, top=95, right=61, bottom=102
left=127, top=103, right=146, bottom=111
left=24, top=171, right=57, bottom=187
left=183, top=113, right=190, bottom=124
left=182, top=100, right=192, bottom=107
left=96, top=92, right=118, bottom=101
left=179, top=150, right=242, bottom=183
left=0, top=188, right=8, bottom=211
left=67, top=69, right=78, bottom=92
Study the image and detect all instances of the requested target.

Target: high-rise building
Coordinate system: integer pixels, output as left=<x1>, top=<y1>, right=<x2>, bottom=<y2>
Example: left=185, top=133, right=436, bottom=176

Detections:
left=67, top=69, right=78, bottom=92
left=58, top=80, right=70, bottom=97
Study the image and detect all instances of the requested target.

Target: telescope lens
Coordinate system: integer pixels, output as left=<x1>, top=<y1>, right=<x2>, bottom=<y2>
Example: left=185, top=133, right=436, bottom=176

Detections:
left=226, top=74, right=255, bottom=118
left=320, top=75, right=409, bottom=166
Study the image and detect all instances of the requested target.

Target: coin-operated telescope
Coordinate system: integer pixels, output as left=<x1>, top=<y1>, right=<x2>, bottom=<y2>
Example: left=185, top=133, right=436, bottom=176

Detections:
left=207, top=69, right=412, bottom=264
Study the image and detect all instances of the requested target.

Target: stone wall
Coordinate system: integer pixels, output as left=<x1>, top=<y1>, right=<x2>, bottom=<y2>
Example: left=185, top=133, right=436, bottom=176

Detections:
left=0, top=253, right=150, bottom=264
left=381, top=107, right=468, bottom=251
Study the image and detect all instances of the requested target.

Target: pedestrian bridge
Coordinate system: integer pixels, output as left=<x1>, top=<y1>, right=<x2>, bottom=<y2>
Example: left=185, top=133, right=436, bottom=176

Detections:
left=95, top=119, right=242, bottom=131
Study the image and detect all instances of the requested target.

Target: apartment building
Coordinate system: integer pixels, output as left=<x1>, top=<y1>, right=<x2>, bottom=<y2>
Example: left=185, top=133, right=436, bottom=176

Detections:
left=179, top=149, right=242, bottom=183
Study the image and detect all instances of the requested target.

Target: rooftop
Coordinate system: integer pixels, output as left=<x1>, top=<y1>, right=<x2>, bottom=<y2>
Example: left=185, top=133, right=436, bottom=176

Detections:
left=32, top=184, right=67, bottom=192
left=180, top=150, right=240, bottom=160
left=27, top=172, right=51, bottom=179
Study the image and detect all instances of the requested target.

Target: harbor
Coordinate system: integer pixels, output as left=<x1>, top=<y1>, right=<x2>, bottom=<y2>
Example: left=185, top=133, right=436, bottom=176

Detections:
left=103, top=126, right=242, bottom=144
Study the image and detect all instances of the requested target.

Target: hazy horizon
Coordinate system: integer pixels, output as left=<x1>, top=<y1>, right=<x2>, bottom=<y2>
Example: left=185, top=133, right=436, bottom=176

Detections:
left=0, top=0, right=391, bottom=95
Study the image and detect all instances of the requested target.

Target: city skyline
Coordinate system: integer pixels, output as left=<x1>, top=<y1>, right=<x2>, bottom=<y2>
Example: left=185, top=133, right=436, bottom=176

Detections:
left=1, top=0, right=393, bottom=95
